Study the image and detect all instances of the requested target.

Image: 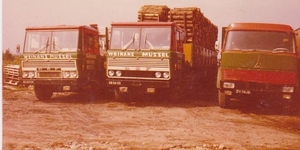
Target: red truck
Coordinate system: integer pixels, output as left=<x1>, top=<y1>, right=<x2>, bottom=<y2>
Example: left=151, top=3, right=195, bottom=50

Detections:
left=217, top=23, right=299, bottom=109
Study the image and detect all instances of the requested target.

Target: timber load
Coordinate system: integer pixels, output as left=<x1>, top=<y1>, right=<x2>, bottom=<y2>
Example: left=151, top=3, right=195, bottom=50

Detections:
left=138, top=5, right=170, bottom=22
left=168, top=7, right=218, bottom=50
left=138, top=5, right=218, bottom=51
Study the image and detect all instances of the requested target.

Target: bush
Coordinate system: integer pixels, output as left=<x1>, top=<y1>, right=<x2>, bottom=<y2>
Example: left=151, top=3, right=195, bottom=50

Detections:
left=2, top=49, right=21, bottom=65
left=3, top=49, right=13, bottom=65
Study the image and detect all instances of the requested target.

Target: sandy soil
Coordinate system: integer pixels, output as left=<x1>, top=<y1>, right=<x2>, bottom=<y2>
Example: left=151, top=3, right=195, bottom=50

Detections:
left=3, top=86, right=300, bottom=150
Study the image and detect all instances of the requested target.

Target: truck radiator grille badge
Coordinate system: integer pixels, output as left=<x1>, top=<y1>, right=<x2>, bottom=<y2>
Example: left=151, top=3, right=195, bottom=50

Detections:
left=254, top=55, right=262, bottom=69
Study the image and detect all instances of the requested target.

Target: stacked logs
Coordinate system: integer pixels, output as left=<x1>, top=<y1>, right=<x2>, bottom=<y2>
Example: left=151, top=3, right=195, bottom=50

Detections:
left=138, top=5, right=170, bottom=22
left=168, top=7, right=218, bottom=50
left=137, top=5, right=218, bottom=50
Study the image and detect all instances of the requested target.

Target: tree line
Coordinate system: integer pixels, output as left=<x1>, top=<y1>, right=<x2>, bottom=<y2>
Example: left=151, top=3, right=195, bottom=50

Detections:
left=2, top=49, right=20, bottom=65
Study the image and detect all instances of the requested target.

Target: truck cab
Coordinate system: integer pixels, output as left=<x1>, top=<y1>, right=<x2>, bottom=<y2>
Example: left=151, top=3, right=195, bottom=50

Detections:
left=106, top=22, right=186, bottom=101
left=21, top=24, right=106, bottom=100
left=217, top=23, right=299, bottom=108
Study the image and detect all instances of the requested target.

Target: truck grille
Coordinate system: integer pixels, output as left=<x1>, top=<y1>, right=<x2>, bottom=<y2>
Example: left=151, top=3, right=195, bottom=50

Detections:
left=38, top=72, right=61, bottom=78
left=108, top=57, right=169, bottom=68
left=22, top=60, right=76, bottom=78
left=107, top=57, right=170, bottom=79
left=22, top=60, right=76, bottom=68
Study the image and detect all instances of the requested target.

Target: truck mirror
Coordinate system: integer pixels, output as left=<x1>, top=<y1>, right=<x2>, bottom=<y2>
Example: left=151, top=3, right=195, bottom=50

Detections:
left=215, top=41, right=219, bottom=52
left=100, top=40, right=106, bottom=56
left=16, top=44, right=20, bottom=53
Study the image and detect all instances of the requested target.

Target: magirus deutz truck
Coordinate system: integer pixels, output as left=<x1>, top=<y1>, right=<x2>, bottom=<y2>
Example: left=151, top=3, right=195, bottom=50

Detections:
left=217, top=23, right=299, bottom=109
left=106, top=5, right=218, bottom=102
left=19, top=24, right=106, bottom=100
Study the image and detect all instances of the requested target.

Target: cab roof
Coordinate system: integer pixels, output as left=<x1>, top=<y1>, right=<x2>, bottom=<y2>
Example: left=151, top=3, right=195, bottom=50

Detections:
left=111, top=22, right=176, bottom=27
left=227, top=23, right=293, bottom=32
left=26, top=24, right=98, bottom=31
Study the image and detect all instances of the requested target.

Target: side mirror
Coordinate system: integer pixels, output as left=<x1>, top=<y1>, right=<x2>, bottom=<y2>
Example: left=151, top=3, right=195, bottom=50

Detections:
left=215, top=41, right=219, bottom=52
left=100, top=40, right=106, bottom=56
left=16, top=44, right=20, bottom=53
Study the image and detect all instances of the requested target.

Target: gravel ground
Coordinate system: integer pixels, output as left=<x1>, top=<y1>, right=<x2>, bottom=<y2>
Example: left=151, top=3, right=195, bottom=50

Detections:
left=3, top=86, right=300, bottom=150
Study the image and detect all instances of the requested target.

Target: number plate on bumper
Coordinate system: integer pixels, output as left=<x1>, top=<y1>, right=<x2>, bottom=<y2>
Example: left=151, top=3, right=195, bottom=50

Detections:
left=236, top=89, right=251, bottom=94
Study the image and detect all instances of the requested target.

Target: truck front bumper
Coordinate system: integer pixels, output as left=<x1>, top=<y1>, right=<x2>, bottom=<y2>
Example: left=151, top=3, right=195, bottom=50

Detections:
left=22, top=79, right=79, bottom=85
left=220, top=81, right=297, bottom=100
left=107, top=79, right=170, bottom=88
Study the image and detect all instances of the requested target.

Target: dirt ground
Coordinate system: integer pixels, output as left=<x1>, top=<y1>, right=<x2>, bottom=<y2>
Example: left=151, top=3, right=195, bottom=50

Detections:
left=3, top=85, right=300, bottom=150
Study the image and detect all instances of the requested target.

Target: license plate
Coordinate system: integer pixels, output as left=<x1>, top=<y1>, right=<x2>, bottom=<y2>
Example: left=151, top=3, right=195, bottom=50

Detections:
left=236, top=89, right=251, bottom=94
left=147, top=88, right=155, bottom=93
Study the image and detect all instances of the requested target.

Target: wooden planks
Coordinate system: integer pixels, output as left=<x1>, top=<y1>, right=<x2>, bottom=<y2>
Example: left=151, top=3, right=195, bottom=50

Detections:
left=3, top=65, right=21, bottom=86
left=168, top=7, right=218, bottom=50
left=138, top=5, right=170, bottom=22
left=138, top=5, right=218, bottom=51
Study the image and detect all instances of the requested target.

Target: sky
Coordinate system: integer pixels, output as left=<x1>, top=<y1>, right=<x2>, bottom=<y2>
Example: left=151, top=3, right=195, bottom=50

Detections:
left=2, top=0, right=300, bottom=53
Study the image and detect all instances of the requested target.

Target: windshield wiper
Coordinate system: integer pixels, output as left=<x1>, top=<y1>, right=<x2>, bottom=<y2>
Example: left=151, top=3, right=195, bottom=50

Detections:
left=52, top=38, right=64, bottom=53
left=272, top=47, right=289, bottom=53
left=34, top=37, right=49, bottom=53
left=122, top=32, right=135, bottom=50
left=242, top=49, right=257, bottom=52
left=143, top=33, right=154, bottom=51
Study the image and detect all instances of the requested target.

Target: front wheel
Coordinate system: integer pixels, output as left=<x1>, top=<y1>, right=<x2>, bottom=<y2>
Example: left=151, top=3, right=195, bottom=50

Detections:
left=83, top=82, right=101, bottom=101
left=163, top=85, right=183, bottom=104
left=34, top=85, right=53, bottom=100
left=218, top=90, right=230, bottom=108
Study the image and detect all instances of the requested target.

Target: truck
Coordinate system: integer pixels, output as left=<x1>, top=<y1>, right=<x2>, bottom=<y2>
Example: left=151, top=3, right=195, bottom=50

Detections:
left=19, top=24, right=106, bottom=100
left=295, top=28, right=300, bottom=57
left=217, top=23, right=299, bottom=109
left=106, top=5, right=218, bottom=101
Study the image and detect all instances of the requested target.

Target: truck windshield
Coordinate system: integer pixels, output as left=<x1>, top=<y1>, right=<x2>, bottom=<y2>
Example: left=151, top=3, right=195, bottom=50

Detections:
left=224, top=31, right=296, bottom=53
left=110, top=26, right=171, bottom=50
left=24, top=30, right=79, bottom=53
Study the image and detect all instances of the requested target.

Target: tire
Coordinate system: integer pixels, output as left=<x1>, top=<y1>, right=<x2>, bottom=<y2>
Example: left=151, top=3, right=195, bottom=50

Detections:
left=280, top=99, right=296, bottom=115
left=166, top=85, right=183, bottom=104
left=84, top=83, right=101, bottom=102
left=218, top=90, right=230, bottom=108
left=34, top=85, right=53, bottom=100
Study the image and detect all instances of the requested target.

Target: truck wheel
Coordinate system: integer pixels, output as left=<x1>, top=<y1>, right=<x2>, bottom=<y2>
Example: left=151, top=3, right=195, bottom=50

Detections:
left=168, top=85, right=183, bottom=104
left=218, top=90, right=230, bottom=108
left=34, top=85, right=53, bottom=100
left=84, top=83, right=100, bottom=102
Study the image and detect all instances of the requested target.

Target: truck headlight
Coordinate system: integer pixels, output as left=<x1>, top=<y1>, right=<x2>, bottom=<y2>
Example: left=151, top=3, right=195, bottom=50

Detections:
left=28, top=71, right=35, bottom=78
left=108, top=70, right=114, bottom=76
left=282, top=86, right=294, bottom=93
left=22, top=71, right=35, bottom=78
left=22, top=71, right=29, bottom=78
left=223, top=82, right=235, bottom=89
left=70, top=71, right=78, bottom=78
left=116, top=70, right=122, bottom=77
left=63, top=71, right=70, bottom=78
left=155, top=72, right=162, bottom=78
left=163, top=72, right=169, bottom=78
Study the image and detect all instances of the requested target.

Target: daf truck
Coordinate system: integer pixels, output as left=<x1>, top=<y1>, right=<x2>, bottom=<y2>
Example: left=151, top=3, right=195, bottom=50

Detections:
left=20, top=24, right=106, bottom=100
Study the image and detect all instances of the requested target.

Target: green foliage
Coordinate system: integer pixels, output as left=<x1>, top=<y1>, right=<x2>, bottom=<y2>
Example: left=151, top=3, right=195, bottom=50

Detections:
left=2, top=49, right=21, bottom=65
left=3, top=49, right=13, bottom=65
left=12, top=55, right=21, bottom=65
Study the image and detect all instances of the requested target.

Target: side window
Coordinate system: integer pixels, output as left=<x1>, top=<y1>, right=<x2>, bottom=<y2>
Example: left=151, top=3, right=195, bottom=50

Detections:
left=84, top=32, right=98, bottom=54
left=176, top=30, right=184, bottom=52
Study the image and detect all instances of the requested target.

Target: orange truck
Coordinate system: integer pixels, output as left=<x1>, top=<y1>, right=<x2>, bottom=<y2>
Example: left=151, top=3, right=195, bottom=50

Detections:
left=217, top=23, right=299, bottom=109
